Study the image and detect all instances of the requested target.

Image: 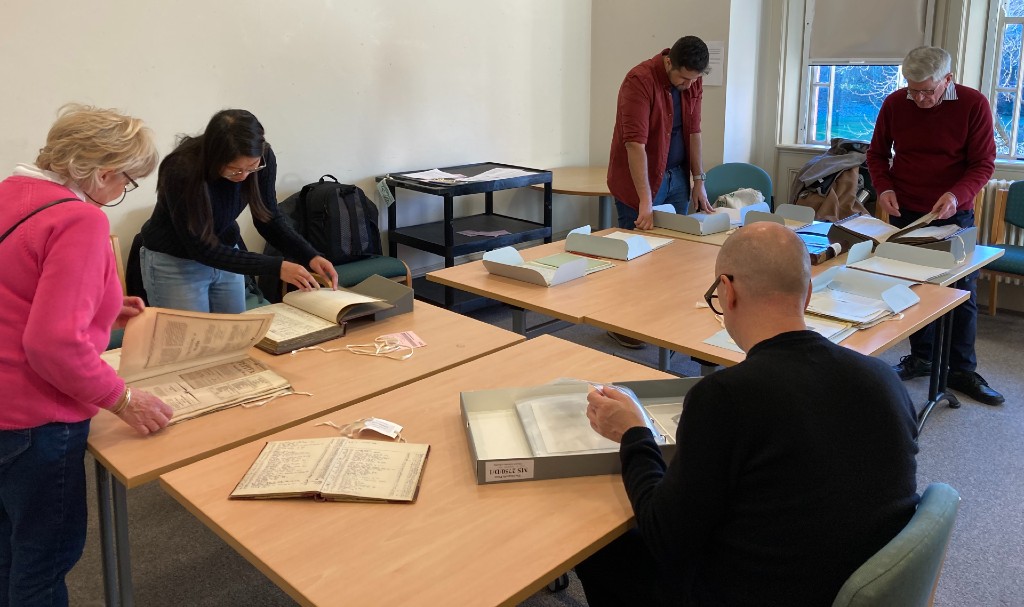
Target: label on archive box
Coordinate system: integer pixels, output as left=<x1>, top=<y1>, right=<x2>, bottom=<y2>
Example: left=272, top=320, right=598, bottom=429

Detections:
left=485, top=459, right=535, bottom=482
left=376, top=178, right=396, bottom=207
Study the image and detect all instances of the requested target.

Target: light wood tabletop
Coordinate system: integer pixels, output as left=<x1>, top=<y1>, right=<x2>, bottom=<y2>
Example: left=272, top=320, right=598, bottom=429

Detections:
left=426, top=235, right=629, bottom=324
left=529, top=166, right=614, bottom=229
left=89, top=301, right=524, bottom=488
left=427, top=229, right=969, bottom=367
left=160, top=335, right=673, bottom=607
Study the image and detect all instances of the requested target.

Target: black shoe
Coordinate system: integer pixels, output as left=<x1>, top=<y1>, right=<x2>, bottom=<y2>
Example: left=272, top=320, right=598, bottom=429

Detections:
left=947, top=371, right=1005, bottom=406
left=894, top=355, right=931, bottom=381
left=607, top=331, right=646, bottom=350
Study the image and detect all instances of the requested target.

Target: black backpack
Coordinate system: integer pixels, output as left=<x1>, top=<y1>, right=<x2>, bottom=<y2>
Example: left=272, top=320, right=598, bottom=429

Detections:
left=281, top=174, right=382, bottom=264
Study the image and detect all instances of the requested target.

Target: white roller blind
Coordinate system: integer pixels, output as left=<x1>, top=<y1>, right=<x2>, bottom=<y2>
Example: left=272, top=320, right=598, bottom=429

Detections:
left=808, top=0, right=933, bottom=64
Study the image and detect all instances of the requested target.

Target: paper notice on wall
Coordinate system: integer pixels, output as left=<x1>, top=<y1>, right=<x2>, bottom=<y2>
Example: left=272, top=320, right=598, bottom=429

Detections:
left=703, top=41, right=725, bottom=86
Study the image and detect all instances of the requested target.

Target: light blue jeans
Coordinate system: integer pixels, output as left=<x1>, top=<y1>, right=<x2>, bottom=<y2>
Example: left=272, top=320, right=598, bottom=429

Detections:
left=615, top=165, right=691, bottom=229
left=140, top=247, right=246, bottom=313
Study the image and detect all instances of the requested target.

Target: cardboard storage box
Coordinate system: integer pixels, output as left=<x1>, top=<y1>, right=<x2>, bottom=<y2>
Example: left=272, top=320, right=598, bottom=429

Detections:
left=461, top=378, right=699, bottom=484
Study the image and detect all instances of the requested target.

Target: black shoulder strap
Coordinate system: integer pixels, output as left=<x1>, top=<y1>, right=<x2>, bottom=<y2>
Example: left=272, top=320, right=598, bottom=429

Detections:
left=0, top=197, right=79, bottom=245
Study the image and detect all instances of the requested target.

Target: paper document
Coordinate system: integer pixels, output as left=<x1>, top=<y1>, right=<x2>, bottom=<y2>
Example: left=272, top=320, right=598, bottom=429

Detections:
left=848, top=256, right=949, bottom=282
left=400, top=169, right=466, bottom=181
left=459, top=167, right=538, bottom=182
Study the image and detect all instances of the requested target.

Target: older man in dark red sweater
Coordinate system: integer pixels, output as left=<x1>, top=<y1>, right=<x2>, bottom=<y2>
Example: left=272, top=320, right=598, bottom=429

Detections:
left=867, top=45, right=1003, bottom=406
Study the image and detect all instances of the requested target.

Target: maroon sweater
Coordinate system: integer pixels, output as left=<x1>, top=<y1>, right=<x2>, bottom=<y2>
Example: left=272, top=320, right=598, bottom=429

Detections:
left=867, top=83, right=995, bottom=213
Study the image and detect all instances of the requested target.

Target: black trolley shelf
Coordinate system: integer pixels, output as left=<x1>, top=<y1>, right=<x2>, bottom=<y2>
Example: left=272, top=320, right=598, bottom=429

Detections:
left=380, top=162, right=553, bottom=309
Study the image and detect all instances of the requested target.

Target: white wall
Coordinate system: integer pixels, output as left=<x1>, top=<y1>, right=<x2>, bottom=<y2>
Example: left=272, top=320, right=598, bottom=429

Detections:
left=0, top=0, right=592, bottom=275
left=723, top=0, right=763, bottom=163
left=588, top=0, right=733, bottom=170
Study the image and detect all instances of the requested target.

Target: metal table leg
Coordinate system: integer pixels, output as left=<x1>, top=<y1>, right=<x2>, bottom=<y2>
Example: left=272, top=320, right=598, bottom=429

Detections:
left=658, top=347, right=671, bottom=372
left=95, top=460, right=134, bottom=607
left=96, top=460, right=120, bottom=607
left=598, top=195, right=613, bottom=230
left=916, top=309, right=960, bottom=433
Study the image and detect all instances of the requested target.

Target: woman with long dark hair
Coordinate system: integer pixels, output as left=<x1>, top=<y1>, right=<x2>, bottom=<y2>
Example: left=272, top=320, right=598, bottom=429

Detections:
left=141, top=109, right=338, bottom=312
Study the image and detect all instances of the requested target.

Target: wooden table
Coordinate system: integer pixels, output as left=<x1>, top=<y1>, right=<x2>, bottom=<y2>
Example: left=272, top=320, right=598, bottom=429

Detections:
left=90, top=301, right=523, bottom=606
left=160, top=335, right=672, bottom=607
left=530, top=166, right=614, bottom=229
left=584, top=240, right=970, bottom=367
left=428, top=235, right=629, bottom=334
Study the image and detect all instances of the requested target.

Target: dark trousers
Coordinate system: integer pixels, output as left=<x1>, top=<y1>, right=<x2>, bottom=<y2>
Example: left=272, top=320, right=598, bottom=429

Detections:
left=891, top=209, right=978, bottom=372
left=0, top=420, right=90, bottom=607
left=574, top=528, right=681, bottom=606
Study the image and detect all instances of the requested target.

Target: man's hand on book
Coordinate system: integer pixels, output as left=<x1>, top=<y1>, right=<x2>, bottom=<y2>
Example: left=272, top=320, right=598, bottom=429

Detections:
left=929, top=192, right=958, bottom=220
left=117, top=389, right=172, bottom=436
left=586, top=386, right=647, bottom=443
left=878, top=190, right=900, bottom=218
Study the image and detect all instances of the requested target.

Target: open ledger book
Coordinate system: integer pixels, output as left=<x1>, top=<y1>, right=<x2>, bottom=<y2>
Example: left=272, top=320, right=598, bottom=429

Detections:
left=114, top=307, right=293, bottom=424
left=833, top=212, right=964, bottom=247
left=244, top=288, right=393, bottom=354
left=230, top=437, right=429, bottom=503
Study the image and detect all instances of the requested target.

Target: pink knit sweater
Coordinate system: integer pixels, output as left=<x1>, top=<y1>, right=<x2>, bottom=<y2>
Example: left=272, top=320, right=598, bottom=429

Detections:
left=0, top=175, right=125, bottom=429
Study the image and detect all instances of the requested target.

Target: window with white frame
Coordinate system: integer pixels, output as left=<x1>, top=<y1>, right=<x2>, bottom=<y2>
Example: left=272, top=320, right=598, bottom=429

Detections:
left=798, top=0, right=931, bottom=145
left=804, top=65, right=904, bottom=145
left=992, top=0, right=1024, bottom=159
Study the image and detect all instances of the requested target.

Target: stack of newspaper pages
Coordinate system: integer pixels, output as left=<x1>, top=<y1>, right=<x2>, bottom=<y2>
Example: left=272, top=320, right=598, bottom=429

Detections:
left=104, top=307, right=295, bottom=424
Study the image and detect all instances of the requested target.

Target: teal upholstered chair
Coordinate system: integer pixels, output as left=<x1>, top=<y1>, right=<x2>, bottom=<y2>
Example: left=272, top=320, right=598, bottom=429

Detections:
left=831, top=483, right=961, bottom=607
left=705, top=162, right=774, bottom=210
left=334, top=255, right=411, bottom=288
left=982, top=182, right=1024, bottom=316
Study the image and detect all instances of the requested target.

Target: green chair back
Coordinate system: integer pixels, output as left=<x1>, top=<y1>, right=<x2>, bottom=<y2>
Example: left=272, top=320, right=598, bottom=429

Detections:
left=831, top=483, right=960, bottom=607
left=705, top=163, right=773, bottom=210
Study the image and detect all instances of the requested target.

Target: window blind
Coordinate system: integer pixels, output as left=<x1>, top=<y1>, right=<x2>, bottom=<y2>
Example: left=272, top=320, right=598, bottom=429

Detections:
left=808, top=0, right=933, bottom=64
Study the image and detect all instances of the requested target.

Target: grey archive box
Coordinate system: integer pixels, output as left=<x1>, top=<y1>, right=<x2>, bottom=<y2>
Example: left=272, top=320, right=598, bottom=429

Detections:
left=461, top=378, right=700, bottom=484
left=915, top=226, right=977, bottom=260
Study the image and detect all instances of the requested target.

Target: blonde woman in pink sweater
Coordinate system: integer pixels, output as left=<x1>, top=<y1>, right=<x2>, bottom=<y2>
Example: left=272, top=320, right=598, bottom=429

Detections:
left=0, top=105, right=173, bottom=606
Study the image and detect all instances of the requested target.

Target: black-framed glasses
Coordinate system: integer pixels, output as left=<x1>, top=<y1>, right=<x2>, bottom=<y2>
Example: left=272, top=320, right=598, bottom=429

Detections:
left=103, top=173, right=138, bottom=207
left=223, top=157, right=267, bottom=178
left=704, top=274, right=734, bottom=316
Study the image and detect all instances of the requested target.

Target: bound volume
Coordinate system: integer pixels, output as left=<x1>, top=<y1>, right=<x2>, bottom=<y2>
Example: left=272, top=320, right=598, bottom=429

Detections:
left=245, top=288, right=393, bottom=354
left=231, top=437, right=429, bottom=503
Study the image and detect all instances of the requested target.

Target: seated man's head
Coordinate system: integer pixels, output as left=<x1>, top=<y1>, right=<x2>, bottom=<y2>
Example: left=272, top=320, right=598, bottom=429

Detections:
left=711, top=222, right=811, bottom=350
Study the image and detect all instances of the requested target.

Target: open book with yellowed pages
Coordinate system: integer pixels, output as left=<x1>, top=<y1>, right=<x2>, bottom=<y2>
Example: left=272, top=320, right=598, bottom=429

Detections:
left=230, top=437, right=429, bottom=503
left=115, top=307, right=293, bottom=424
left=243, top=287, right=393, bottom=354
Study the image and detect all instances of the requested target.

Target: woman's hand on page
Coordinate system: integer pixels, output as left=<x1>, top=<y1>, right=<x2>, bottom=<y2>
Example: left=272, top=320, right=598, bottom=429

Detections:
left=117, top=389, right=173, bottom=436
left=113, top=296, right=145, bottom=330
left=309, top=256, right=339, bottom=290
left=281, top=261, right=319, bottom=291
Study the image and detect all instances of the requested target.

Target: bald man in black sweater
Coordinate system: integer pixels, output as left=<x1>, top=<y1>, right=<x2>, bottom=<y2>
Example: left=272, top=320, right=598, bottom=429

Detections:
left=577, top=222, right=919, bottom=606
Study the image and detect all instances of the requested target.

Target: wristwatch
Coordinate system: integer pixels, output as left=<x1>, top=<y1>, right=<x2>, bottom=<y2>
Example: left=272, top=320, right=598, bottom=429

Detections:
left=693, top=172, right=707, bottom=181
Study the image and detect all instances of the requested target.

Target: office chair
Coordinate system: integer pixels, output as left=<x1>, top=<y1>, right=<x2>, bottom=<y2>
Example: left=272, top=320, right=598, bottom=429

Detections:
left=982, top=182, right=1024, bottom=316
left=705, top=163, right=773, bottom=210
left=831, top=483, right=960, bottom=607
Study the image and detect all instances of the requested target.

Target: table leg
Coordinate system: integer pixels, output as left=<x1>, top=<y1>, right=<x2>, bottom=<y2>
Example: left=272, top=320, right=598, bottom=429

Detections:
left=598, top=195, right=613, bottom=230
left=512, top=307, right=526, bottom=335
left=916, top=308, right=960, bottom=432
left=96, top=461, right=120, bottom=607
left=95, top=460, right=134, bottom=607
left=658, top=348, right=671, bottom=372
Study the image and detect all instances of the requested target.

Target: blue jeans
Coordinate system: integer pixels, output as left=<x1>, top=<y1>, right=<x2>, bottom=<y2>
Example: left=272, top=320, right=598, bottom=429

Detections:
left=615, top=165, right=692, bottom=229
left=0, top=420, right=90, bottom=607
left=141, top=247, right=246, bottom=313
left=891, top=209, right=978, bottom=372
